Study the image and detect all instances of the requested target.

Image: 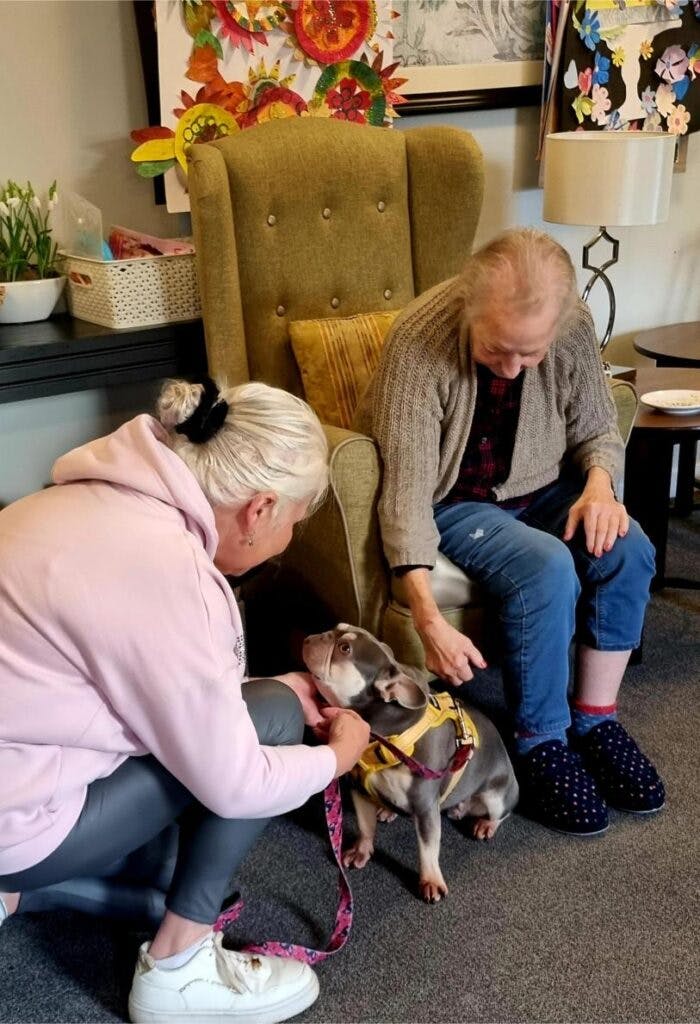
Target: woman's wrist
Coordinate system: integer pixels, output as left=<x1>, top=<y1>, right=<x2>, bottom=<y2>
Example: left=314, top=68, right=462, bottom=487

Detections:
left=326, top=711, right=370, bottom=777
left=584, top=466, right=615, bottom=496
left=400, top=567, right=441, bottom=633
left=413, top=609, right=443, bottom=634
left=328, top=739, right=353, bottom=779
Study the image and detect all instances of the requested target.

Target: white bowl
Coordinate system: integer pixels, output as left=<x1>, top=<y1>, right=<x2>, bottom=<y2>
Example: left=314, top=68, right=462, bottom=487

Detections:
left=0, top=276, right=66, bottom=324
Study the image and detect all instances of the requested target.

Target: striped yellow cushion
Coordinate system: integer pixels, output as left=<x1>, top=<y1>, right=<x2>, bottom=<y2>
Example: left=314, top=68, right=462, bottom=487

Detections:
left=289, top=310, right=399, bottom=429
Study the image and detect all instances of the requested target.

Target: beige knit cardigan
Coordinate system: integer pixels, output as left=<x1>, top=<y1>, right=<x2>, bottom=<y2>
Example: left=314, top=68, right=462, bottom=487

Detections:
left=353, top=278, right=624, bottom=570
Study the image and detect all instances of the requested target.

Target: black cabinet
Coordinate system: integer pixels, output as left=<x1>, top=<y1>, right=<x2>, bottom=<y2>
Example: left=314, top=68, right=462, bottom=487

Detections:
left=0, top=315, right=208, bottom=403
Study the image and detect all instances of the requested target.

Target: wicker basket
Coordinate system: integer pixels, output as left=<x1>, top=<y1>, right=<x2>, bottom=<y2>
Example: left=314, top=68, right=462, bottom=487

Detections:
left=59, top=250, right=201, bottom=329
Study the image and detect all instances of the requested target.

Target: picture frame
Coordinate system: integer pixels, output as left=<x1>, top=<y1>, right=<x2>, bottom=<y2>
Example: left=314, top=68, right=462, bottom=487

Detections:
left=394, top=0, right=544, bottom=115
left=133, top=0, right=166, bottom=206
left=398, top=63, right=543, bottom=115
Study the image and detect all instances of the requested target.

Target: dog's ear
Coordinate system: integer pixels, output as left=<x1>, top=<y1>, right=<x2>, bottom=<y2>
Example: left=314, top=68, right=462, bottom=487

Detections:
left=374, top=665, right=429, bottom=709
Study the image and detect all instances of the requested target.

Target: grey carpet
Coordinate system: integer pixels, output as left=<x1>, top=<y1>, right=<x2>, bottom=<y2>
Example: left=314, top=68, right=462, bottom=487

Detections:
left=1, top=517, right=698, bottom=1024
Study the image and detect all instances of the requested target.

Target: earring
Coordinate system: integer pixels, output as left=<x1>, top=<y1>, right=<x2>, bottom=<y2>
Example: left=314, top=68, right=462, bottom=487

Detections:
left=247, top=533, right=255, bottom=547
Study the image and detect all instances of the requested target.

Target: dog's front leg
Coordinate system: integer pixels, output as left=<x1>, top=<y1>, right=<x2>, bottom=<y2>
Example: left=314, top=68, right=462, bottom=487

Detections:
left=342, top=789, right=378, bottom=869
left=414, top=803, right=448, bottom=903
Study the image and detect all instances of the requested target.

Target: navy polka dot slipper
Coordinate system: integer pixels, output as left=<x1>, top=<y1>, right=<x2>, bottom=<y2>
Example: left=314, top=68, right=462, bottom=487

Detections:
left=517, top=740, right=609, bottom=836
left=571, top=720, right=665, bottom=815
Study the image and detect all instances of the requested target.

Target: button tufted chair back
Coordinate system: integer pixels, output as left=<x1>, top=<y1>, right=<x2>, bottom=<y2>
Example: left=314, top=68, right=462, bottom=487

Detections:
left=187, top=117, right=489, bottom=673
left=187, top=117, right=484, bottom=394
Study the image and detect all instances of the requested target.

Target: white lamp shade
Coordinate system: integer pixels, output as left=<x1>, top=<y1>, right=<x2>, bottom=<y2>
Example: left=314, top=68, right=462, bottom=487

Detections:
left=543, top=132, right=675, bottom=227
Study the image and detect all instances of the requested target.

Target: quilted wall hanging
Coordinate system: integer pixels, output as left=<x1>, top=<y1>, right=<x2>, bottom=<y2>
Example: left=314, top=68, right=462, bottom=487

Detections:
left=544, top=0, right=700, bottom=137
left=131, top=1, right=405, bottom=212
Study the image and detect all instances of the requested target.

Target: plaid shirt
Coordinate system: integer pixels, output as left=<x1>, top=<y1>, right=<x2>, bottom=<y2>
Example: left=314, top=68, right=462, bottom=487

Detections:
left=445, top=363, right=534, bottom=509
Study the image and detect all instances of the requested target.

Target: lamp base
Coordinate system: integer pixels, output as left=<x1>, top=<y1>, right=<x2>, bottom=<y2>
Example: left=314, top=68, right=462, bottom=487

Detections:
left=581, top=226, right=619, bottom=354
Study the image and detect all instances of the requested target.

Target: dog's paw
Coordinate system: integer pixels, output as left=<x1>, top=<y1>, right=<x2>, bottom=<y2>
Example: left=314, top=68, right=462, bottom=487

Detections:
left=446, top=800, right=469, bottom=821
left=342, top=840, right=374, bottom=869
left=472, top=817, right=500, bottom=841
left=419, top=877, right=449, bottom=904
left=376, top=807, right=397, bottom=824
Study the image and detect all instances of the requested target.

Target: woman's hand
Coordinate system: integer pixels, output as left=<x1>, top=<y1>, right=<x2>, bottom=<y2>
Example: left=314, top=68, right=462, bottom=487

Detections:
left=417, top=613, right=487, bottom=686
left=563, top=468, right=629, bottom=557
left=271, top=671, right=325, bottom=727
left=317, top=706, right=370, bottom=778
left=399, top=567, right=486, bottom=686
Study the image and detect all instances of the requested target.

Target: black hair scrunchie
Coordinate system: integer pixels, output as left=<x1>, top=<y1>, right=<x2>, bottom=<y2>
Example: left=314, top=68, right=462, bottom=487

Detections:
left=175, top=377, right=229, bottom=444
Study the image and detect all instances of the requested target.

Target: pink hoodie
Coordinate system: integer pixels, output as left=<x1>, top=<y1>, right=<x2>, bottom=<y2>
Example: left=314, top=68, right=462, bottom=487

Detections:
left=0, top=415, right=335, bottom=875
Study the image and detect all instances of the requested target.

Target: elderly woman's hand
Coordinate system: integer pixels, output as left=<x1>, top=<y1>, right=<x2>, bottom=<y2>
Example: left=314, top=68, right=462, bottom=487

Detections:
left=563, top=467, right=629, bottom=558
left=417, top=614, right=487, bottom=686
left=319, top=707, right=370, bottom=778
left=400, top=567, right=486, bottom=685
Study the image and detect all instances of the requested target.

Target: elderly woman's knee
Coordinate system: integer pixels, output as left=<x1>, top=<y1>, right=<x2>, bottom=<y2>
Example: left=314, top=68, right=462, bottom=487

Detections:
left=582, top=519, right=655, bottom=599
left=523, top=534, right=580, bottom=599
left=616, top=519, right=655, bottom=575
left=241, top=679, right=305, bottom=746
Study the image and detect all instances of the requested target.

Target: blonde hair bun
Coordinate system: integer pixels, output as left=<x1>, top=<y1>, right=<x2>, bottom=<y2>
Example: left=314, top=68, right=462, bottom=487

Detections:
left=156, top=379, right=204, bottom=430
left=155, top=377, right=328, bottom=513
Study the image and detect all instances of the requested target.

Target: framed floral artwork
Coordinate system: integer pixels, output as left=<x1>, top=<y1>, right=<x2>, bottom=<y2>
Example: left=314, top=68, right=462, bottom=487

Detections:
left=131, top=1, right=403, bottom=213
left=553, top=0, right=700, bottom=136
left=394, top=0, right=545, bottom=114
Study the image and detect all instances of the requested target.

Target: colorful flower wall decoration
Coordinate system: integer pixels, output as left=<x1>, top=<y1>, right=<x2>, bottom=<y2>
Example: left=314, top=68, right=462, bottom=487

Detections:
left=131, top=1, right=406, bottom=212
left=554, top=0, right=700, bottom=137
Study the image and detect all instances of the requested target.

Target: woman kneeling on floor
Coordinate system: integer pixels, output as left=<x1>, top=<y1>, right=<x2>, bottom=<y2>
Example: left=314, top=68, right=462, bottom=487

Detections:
left=0, top=377, right=369, bottom=1024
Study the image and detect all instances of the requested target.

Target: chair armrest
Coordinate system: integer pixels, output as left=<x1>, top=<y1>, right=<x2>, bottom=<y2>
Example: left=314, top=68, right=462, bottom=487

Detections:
left=280, top=425, right=389, bottom=633
left=610, top=378, right=638, bottom=445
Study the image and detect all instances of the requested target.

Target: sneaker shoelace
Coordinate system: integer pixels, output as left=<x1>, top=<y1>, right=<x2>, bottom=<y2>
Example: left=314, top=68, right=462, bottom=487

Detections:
left=213, top=933, right=272, bottom=994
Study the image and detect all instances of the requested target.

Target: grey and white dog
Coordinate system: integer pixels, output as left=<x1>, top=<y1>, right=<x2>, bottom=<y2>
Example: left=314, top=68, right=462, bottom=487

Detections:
left=303, top=624, right=519, bottom=903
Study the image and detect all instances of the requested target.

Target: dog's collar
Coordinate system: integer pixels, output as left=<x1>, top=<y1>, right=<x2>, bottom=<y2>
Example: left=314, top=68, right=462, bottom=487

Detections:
left=354, top=692, right=479, bottom=806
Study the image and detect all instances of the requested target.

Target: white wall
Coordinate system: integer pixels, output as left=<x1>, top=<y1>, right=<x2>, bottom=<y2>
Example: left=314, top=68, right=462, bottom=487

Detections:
left=1, top=0, right=177, bottom=238
left=0, top=380, right=159, bottom=505
left=1, top=0, right=182, bottom=505
left=1, top=2, right=699, bottom=503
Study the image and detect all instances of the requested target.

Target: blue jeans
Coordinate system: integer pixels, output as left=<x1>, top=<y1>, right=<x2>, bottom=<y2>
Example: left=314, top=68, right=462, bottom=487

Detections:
left=434, top=473, right=655, bottom=745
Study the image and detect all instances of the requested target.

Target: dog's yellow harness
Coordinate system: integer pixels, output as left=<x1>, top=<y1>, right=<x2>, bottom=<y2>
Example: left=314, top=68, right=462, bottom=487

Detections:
left=354, top=692, right=479, bottom=807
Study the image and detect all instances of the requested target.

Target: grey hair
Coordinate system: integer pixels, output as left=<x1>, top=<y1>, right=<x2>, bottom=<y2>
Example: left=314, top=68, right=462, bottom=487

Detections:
left=454, top=227, right=579, bottom=329
left=156, top=379, right=329, bottom=513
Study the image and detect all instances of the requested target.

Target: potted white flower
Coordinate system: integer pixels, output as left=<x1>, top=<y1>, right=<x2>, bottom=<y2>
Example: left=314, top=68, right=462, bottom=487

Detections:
left=0, top=180, right=66, bottom=324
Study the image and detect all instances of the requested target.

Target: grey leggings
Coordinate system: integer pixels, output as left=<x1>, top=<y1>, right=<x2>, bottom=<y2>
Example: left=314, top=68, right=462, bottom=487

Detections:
left=0, top=680, right=303, bottom=926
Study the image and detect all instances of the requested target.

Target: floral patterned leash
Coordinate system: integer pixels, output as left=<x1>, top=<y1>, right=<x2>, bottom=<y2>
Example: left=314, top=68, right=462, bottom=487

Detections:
left=214, top=778, right=352, bottom=965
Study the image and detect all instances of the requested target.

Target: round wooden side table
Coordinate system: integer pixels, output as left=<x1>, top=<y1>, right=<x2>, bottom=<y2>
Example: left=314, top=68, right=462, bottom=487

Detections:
left=624, top=367, right=700, bottom=591
left=633, top=321, right=700, bottom=367
left=633, top=322, right=700, bottom=516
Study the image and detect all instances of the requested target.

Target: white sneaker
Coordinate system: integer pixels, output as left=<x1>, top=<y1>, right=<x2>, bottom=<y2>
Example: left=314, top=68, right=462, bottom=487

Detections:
left=128, top=932, right=319, bottom=1024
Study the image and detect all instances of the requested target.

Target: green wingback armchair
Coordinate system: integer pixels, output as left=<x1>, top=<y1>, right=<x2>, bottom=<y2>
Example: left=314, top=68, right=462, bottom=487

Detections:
left=187, top=117, right=638, bottom=673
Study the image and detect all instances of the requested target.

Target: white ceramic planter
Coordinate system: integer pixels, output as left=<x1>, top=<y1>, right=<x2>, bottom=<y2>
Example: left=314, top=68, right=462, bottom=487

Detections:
left=0, top=276, right=66, bottom=324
